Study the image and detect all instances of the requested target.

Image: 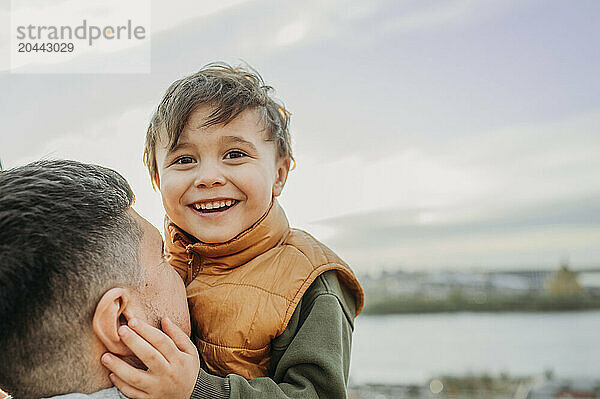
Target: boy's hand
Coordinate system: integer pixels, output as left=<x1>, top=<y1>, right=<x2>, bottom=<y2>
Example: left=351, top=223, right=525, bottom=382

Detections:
left=101, top=317, right=200, bottom=399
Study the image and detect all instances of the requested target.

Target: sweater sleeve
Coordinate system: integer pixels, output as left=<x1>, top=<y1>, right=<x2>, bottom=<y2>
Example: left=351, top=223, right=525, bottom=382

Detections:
left=191, top=271, right=356, bottom=399
left=189, top=369, right=230, bottom=399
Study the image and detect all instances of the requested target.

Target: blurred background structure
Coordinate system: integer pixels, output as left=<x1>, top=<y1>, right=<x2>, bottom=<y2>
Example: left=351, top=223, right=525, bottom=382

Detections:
left=1, top=1, right=599, bottom=397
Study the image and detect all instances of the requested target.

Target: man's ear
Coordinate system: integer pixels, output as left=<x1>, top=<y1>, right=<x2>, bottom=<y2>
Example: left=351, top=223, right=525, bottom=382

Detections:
left=92, top=287, right=135, bottom=356
left=272, top=157, right=291, bottom=197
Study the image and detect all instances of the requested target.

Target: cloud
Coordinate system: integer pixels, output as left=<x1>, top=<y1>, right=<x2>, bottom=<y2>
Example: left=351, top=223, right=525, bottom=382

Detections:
left=3, top=0, right=255, bottom=73
left=283, top=109, right=600, bottom=222
left=2, top=0, right=599, bottom=273
left=280, top=146, right=494, bottom=229
left=364, top=0, right=523, bottom=41
left=274, top=20, right=308, bottom=48
left=9, top=106, right=165, bottom=230
left=151, top=0, right=253, bottom=34
left=279, top=110, right=600, bottom=270
left=312, top=195, right=600, bottom=272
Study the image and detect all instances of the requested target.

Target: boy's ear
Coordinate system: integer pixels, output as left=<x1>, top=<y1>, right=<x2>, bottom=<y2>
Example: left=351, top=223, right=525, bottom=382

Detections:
left=272, top=157, right=291, bottom=197
left=92, top=287, right=135, bottom=357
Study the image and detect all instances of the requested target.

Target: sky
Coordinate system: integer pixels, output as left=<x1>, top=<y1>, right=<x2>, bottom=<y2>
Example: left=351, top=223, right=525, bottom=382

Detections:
left=1, top=0, right=599, bottom=274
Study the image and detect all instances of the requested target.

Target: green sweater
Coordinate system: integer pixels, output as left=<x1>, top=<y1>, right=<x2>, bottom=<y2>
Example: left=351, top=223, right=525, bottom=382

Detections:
left=190, top=270, right=358, bottom=399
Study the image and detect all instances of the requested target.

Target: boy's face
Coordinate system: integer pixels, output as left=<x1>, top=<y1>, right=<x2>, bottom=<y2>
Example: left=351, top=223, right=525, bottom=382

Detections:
left=155, top=106, right=290, bottom=243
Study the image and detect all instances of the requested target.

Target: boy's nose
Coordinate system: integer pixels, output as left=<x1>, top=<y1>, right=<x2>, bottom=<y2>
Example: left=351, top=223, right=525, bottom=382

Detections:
left=193, top=164, right=226, bottom=188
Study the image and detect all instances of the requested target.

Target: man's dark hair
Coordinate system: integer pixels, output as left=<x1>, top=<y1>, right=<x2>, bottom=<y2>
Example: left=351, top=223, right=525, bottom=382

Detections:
left=143, top=62, right=294, bottom=189
left=0, top=160, right=144, bottom=399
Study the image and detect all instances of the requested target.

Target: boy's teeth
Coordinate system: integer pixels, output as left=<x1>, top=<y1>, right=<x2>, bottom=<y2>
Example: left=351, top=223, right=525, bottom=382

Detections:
left=194, top=200, right=235, bottom=211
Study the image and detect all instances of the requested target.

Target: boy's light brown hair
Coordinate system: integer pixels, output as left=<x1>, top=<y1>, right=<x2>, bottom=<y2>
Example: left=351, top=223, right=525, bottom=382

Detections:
left=144, top=63, right=293, bottom=189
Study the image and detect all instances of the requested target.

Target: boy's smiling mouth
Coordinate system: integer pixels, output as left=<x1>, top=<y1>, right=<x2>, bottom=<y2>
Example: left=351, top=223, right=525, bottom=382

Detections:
left=190, top=199, right=239, bottom=214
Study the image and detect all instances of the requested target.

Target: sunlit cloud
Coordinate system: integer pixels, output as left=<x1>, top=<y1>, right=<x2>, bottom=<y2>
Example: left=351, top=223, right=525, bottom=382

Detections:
left=151, top=0, right=253, bottom=34
left=274, top=20, right=308, bottom=48
left=371, top=0, right=522, bottom=38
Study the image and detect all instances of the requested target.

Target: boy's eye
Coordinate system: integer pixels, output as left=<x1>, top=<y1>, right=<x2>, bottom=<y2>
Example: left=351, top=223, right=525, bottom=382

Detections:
left=224, top=150, right=247, bottom=159
left=173, top=156, right=195, bottom=165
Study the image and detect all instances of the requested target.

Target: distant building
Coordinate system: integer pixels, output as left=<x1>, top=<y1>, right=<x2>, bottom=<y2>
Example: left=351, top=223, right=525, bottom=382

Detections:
left=520, top=378, right=600, bottom=399
left=545, top=263, right=582, bottom=296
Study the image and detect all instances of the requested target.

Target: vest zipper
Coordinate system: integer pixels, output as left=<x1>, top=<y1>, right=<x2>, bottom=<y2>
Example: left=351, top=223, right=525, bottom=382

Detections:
left=185, top=245, right=194, bottom=284
left=185, top=245, right=203, bottom=283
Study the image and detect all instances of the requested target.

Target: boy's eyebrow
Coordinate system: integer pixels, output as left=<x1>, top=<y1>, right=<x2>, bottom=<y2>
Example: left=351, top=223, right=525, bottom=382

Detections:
left=168, top=141, right=193, bottom=153
left=221, top=135, right=257, bottom=151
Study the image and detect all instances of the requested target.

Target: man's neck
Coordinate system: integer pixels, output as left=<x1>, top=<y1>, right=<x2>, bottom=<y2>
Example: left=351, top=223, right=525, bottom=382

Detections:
left=87, top=337, right=116, bottom=393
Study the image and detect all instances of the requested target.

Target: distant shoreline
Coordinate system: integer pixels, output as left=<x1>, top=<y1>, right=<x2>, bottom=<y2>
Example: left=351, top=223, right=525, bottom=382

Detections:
left=363, top=293, right=600, bottom=315
left=347, top=373, right=593, bottom=399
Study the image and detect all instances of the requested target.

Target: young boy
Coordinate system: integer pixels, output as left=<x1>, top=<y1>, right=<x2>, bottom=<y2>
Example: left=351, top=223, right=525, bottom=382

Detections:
left=106, top=64, right=364, bottom=398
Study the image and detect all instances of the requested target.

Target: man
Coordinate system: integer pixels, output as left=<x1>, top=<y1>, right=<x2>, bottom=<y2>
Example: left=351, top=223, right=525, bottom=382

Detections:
left=0, top=160, right=207, bottom=398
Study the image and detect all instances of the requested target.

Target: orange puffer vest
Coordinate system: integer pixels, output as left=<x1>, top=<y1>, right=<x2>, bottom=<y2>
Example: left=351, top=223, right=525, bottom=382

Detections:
left=164, top=200, right=364, bottom=379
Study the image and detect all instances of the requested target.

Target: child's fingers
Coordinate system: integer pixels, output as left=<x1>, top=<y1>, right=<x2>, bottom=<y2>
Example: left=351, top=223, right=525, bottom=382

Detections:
left=127, top=318, right=180, bottom=361
left=118, top=325, right=170, bottom=370
left=109, top=373, right=149, bottom=399
left=161, top=317, right=197, bottom=355
left=101, top=353, right=151, bottom=391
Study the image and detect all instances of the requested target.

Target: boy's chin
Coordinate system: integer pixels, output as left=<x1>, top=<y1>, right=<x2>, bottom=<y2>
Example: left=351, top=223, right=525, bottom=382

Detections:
left=196, top=229, right=242, bottom=244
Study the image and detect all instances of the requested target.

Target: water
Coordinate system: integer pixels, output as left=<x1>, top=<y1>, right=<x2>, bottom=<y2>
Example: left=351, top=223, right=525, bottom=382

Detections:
left=349, top=310, right=600, bottom=385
